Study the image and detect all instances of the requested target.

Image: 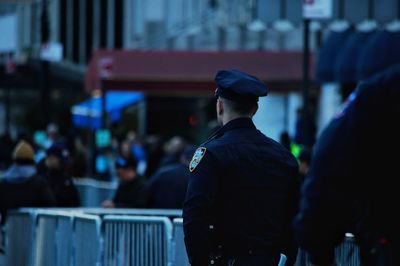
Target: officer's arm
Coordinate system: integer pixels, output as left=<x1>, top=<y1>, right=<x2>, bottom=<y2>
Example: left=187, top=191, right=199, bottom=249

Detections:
left=183, top=150, right=219, bottom=266
left=282, top=170, right=300, bottom=266
left=293, top=103, right=359, bottom=265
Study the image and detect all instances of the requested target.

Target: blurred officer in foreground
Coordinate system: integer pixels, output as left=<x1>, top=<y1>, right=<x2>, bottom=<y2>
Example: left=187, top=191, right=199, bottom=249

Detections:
left=293, top=64, right=400, bottom=266
left=183, top=69, right=300, bottom=266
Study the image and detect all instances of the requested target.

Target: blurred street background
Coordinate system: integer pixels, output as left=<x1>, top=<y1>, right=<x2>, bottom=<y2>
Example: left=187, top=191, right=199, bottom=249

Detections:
left=0, top=0, right=399, bottom=265
left=0, top=0, right=399, bottom=180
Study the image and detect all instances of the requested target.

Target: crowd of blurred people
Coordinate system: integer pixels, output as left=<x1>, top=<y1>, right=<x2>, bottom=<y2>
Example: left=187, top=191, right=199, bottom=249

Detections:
left=0, top=118, right=312, bottom=221
left=0, top=122, right=204, bottom=223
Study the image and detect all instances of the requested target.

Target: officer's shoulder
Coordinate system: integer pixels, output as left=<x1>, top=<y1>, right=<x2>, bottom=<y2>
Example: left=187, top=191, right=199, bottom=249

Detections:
left=202, top=135, right=227, bottom=151
left=265, top=135, right=298, bottom=164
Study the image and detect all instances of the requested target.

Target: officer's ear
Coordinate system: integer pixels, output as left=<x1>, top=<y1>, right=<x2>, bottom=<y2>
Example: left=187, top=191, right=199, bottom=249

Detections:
left=251, top=102, right=258, bottom=116
left=217, top=98, right=224, bottom=115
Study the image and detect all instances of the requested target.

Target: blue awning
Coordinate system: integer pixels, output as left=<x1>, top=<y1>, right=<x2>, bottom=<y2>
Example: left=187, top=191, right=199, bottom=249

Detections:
left=334, top=31, right=376, bottom=83
left=315, top=28, right=353, bottom=83
left=71, top=91, right=144, bottom=129
left=357, top=30, right=400, bottom=80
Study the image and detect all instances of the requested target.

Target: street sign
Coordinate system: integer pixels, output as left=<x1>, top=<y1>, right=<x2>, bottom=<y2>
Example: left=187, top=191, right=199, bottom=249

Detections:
left=98, top=57, right=114, bottom=78
left=96, top=129, right=111, bottom=148
left=303, top=0, right=333, bottom=19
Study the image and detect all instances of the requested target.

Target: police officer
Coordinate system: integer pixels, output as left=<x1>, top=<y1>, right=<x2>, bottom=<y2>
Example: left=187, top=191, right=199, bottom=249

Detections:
left=183, top=69, right=300, bottom=266
left=293, top=64, right=400, bottom=266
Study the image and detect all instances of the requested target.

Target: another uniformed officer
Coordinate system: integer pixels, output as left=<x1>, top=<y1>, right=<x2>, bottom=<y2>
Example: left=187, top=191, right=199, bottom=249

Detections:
left=183, top=69, right=300, bottom=266
left=293, top=64, right=400, bottom=266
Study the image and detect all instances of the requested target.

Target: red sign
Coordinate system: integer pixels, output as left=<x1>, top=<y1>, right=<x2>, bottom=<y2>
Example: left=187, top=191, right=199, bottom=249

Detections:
left=303, top=0, right=332, bottom=19
left=98, top=57, right=114, bottom=78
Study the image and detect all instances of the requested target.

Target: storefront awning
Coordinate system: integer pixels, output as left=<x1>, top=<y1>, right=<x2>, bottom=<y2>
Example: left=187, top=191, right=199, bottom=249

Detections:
left=71, top=91, right=144, bottom=129
left=85, top=50, right=315, bottom=95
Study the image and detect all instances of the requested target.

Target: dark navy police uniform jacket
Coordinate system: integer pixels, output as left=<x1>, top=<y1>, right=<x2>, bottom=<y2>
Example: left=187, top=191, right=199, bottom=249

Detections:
left=293, top=64, right=400, bottom=266
left=183, top=117, right=299, bottom=266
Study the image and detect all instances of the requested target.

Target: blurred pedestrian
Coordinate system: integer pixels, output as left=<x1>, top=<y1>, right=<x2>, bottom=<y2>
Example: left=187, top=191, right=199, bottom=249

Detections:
left=298, top=147, right=312, bottom=184
left=0, top=140, right=56, bottom=223
left=183, top=69, right=300, bottom=266
left=279, top=131, right=292, bottom=152
left=44, top=123, right=65, bottom=149
left=37, top=144, right=80, bottom=207
left=102, top=157, right=146, bottom=208
left=0, top=133, right=14, bottom=171
left=293, top=64, right=400, bottom=266
left=144, top=135, right=165, bottom=178
left=145, top=145, right=196, bottom=209
left=294, top=107, right=317, bottom=148
left=158, top=136, right=186, bottom=168
left=70, top=136, right=88, bottom=177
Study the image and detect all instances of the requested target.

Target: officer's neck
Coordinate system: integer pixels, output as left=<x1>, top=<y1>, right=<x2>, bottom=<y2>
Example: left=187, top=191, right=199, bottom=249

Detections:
left=221, top=113, right=252, bottom=126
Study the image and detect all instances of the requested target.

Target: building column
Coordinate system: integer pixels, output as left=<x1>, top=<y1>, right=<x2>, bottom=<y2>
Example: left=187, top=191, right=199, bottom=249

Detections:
left=123, top=0, right=132, bottom=49
left=79, top=0, right=86, bottom=64
left=49, top=0, right=60, bottom=42
left=92, top=0, right=100, bottom=51
left=107, top=0, right=115, bottom=49
left=66, top=0, right=74, bottom=60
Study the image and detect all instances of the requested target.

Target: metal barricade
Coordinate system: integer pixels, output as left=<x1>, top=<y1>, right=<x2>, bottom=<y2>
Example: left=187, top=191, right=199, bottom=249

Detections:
left=34, top=213, right=57, bottom=266
left=5, top=210, right=37, bottom=266
left=34, top=211, right=74, bottom=266
left=103, top=215, right=173, bottom=266
left=73, top=178, right=117, bottom=207
left=84, top=208, right=182, bottom=218
left=172, top=218, right=190, bottom=266
left=74, top=214, right=102, bottom=266
left=335, top=234, right=360, bottom=266
left=295, top=233, right=361, bottom=266
left=56, top=213, right=74, bottom=266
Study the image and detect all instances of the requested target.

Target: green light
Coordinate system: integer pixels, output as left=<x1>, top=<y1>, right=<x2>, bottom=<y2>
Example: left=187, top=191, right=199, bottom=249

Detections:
left=291, top=143, right=302, bottom=158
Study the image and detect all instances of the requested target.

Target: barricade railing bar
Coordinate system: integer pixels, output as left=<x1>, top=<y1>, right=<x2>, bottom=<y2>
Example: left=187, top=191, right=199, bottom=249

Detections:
left=34, top=211, right=74, bottom=266
left=34, top=213, right=58, bottom=266
left=6, top=210, right=37, bottom=266
left=295, top=233, right=360, bottom=266
left=84, top=208, right=182, bottom=218
left=73, top=178, right=117, bottom=207
left=172, top=218, right=190, bottom=266
left=55, top=213, right=74, bottom=266
left=103, top=215, right=173, bottom=266
left=74, top=213, right=102, bottom=266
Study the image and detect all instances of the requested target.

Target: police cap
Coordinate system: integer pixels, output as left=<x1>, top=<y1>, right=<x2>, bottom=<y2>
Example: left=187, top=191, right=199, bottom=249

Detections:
left=214, top=69, right=268, bottom=102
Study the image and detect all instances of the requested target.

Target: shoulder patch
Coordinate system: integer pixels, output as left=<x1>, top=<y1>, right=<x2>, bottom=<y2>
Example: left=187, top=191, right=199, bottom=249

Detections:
left=189, top=147, right=207, bottom=172
left=334, top=91, right=357, bottom=119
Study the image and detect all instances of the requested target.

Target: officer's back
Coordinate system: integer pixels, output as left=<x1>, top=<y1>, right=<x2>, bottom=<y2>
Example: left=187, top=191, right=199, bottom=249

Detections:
left=207, top=119, right=299, bottom=254
left=183, top=69, right=299, bottom=266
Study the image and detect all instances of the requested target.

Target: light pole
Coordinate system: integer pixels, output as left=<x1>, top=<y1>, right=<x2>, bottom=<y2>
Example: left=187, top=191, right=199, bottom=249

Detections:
left=302, top=17, right=311, bottom=147
left=40, top=0, right=50, bottom=128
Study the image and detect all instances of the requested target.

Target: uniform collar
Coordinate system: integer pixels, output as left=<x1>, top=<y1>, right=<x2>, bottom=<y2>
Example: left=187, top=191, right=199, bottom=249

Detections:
left=208, top=117, right=255, bottom=141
